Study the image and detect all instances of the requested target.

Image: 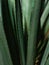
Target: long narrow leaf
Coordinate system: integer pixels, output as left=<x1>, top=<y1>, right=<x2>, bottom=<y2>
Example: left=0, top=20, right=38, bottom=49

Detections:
left=26, top=0, right=41, bottom=65
left=40, top=40, right=49, bottom=65
left=15, top=0, right=25, bottom=65
left=40, top=1, right=49, bottom=28
left=0, top=16, right=13, bottom=65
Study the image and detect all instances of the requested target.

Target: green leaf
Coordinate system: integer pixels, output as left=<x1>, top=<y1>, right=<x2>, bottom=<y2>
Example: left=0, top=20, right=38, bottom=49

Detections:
left=26, top=0, right=41, bottom=65
left=22, top=0, right=35, bottom=34
left=44, top=17, right=49, bottom=34
left=45, top=57, right=49, bottom=65
left=0, top=17, right=13, bottom=65
left=40, top=40, right=49, bottom=65
left=15, top=0, right=25, bottom=65
left=40, top=1, right=49, bottom=28
left=8, top=0, right=15, bottom=33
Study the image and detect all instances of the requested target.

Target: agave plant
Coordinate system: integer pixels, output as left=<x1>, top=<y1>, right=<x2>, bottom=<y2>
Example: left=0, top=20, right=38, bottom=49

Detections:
left=0, top=0, right=49, bottom=65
